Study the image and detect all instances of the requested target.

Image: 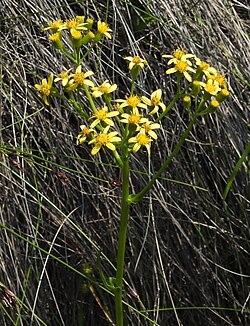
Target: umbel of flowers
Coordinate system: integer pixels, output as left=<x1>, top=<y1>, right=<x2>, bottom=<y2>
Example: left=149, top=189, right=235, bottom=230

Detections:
left=35, top=16, right=230, bottom=326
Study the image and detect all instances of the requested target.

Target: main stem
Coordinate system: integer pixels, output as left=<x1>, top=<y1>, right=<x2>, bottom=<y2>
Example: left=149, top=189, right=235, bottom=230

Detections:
left=115, top=154, right=130, bottom=326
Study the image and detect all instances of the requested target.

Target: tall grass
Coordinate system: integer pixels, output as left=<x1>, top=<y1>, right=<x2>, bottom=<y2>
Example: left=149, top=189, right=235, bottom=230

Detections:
left=0, top=0, right=249, bottom=325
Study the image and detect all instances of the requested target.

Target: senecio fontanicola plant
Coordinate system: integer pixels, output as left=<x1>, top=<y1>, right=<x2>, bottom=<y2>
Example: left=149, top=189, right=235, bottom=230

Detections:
left=35, top=16, right=230, bottom=326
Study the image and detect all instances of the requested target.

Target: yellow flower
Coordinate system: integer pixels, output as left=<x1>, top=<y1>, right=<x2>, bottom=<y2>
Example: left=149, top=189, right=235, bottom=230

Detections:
left=96, top=21, right=112, bottom=39
left=64, top=18, right=87, bottom=32
left=200, top=79, right=221, bottom=96
left=42, top=20, right=64, bottom=32
left=67, top=66, right=94, bottom=90
left=141, top=89, right=166, bottom=114
left=162, top=48, right=195, bottom=65
left=35, top=74, right=54, bottom=105
left=124, top=56, right=148, bottom=70
left=116, top=95, right=147, bottom=110
left=136, top=121, right=160, bottom=140
left=54, top=68, right=73, bottom=86
left=166, top=61, right=195, bottom=82
left=49, top=32, right=63, bottom=49
left=128, top=131, right=152, bottom=154
left=89, top=106, right=119, bottom=128
left=88, top=126, right=121, bottom=155
left=208, top=73, right=227, bottom=89
left=195, top=58, right=217, bottom=76
left=120, top=108, right=147, bottom=125
left=92, top=80, right=117, bottom=98
left=77, top=125, right=94, bottom=145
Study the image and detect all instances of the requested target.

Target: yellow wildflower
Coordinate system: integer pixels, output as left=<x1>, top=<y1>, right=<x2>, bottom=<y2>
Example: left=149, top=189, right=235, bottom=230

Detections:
left=136, top=121, right=160, bottom=140
left=67, top=66, right=94, bottom=90
left=42, top=20, right=64, bottom=32
left=195, top=58, right=217, bottom=76
left=35, top=74, right=54, bottom=105
left=92, top=80, right=117, bottom=98
left=141, top=89, right=166, bottom=114
left=54, top=68, right=73, bottom=86
left=77, top=125, right=94, bottom=145
left=96, top=21, right=112, bottom=39
left=200, top=79, right=221, bottom=96
left=128, top=131, right=152, bottom=154
left=89, top=106, right=119, bottom=128
left=162, top=48, right=195, bottom=65
left=116, top=95, right=147, bottom=110
left=88, top=126, right=121, bottom=155
left=120, top=108, right=147, bottom=125
left=166, top=61, right=195, bottom=82
left=124, top=56, right=148, bottom=70
left=64, top=18, right=87, bottom=32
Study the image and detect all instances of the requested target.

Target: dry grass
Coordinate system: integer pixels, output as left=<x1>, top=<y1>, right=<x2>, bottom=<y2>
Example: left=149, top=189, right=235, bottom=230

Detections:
left=0, top=0, right=249, bottom=325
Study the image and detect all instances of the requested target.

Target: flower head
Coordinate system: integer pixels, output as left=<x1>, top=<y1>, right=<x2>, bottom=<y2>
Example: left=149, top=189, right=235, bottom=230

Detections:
left=162, top=48, right=195, bottom=65
left=116, top=95, right=147, bottom=110
left=195, top=58, right=217, bottom=76
left=54, top=68, right=73, bottom=86
left=89, top=106, right=119, bottom=128
left=124, top=56, right=148, bottom=71
left=35, top=74, right=54, bottom=105
left=77, top=125, right=95, bottom=144
left=141, top=89, right=166, bottom=114
left=64, top=18, right=87, bottom=32
left=96, top=21, right=112, bottom=39
left=67, top=66, right=94, bottom=90
left=92, top=80, right=117, bottom=98
left=128, top=131, right=152, bottom=154
left=88, top=126, right=121, bottom=155
left=200, top=79, right=221, bottom=96
left=136, top=121, right=160, bottom=140
left=166, top=61, right=195, bottom=82
left=120, top=108, right=147, bottom=125
left=42, top=20, right=64, bottom=32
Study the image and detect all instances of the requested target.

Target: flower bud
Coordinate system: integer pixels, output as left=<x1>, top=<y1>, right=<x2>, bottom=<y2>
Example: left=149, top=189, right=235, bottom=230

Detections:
left=183, top=95, right=191, bottom=110
left=216, top=89, right=230, bottom=103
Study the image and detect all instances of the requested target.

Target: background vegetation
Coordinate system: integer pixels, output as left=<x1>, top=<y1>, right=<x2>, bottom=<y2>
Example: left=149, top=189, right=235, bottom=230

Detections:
left=0, top=0, right=249, bottom=325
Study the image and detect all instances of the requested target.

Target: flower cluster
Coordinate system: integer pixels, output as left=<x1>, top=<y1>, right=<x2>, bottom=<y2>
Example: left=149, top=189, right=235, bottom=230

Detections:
left=42, top=16, right=112, bottom=57
left=35, top=20, right=230, bottom=160
left=162, top=48, right=229, bottom=113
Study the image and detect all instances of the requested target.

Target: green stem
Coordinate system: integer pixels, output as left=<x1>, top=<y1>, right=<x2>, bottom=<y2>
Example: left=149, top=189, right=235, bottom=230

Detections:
left=130, top=113, right=199, bottom=204
left=83, top=84, right=97, bottom=114
left=60, top=47, right=77, bottom=64
left=115, top=153, right=130, bottom=326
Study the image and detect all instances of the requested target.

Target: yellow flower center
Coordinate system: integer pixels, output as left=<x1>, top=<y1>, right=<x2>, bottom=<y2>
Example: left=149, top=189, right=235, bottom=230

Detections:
left=175, top=61, right=188, bottom=73
left=128, top=114, right=141, bottom=124
left=141, top=123, right=151, bottom=133
left=200, top=61, right=209, bottom=71
left=49, top=32, right=60, bottom=42
left=66, top=19, right=78, bottom=30
left=132, top=56, right=142, bottom=64
left=96, top=109, right=108, bottom=120
left=173, top=48, right=185, bottom=59
left=98, top=22, right=109, bottom=34
left=40, top=84, right=51, bottom=96
left=205, top=84, right=217, bottom=94
left=126, top=96, right=140, bottom=108
left=136, top=133, right=150, bottom=145
left=96, top=134, right=109, bottom=145
left=98, top=85, right=109, bottom=93
left=215, top=74, right=225, bottom=86
left=58, top=71, right=69, bottom=79
left=74, top=72, right=86, bottom=85
left=151, top=97, right=160, bottom=106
